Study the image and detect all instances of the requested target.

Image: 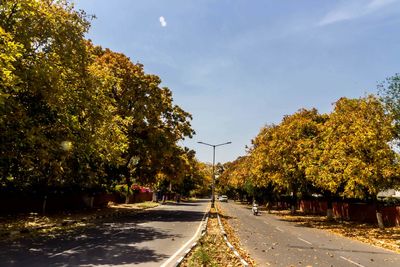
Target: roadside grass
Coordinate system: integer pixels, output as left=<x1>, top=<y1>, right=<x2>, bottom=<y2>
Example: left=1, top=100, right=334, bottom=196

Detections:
left=269, top=209, right=400, bottom=253
left=0, top=201, right=159, bottom=240
left=180, top=207, right=245, bottom=267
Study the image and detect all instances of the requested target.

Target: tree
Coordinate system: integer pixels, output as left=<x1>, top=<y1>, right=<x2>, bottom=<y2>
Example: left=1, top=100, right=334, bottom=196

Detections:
left=306, top=96, right=399, bottom=227
left=0, top=0, right=98, bottom=194
left=90, top=48, right=194, bottom=198
left=0, top=0, right=194, bottom=203
left=260, top=109, right=324, bottom=213
left=378, top=73, right=400, bottom=140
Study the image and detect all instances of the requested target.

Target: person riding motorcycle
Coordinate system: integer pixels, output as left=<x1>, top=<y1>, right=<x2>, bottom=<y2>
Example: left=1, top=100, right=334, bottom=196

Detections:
left=252, top=202, right=259, bottom=215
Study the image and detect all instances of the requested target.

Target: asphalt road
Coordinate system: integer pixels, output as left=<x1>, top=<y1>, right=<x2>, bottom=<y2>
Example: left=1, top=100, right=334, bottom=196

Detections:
left=219, top=201, right=400, bottom=267
left=0, top=199, right=209, bottom=267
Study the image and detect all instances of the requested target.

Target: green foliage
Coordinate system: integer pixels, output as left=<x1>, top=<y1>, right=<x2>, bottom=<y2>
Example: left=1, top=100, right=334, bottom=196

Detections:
left=378, top=73, right=400, bottom=139
left=191, top=247, right=211, bottom=266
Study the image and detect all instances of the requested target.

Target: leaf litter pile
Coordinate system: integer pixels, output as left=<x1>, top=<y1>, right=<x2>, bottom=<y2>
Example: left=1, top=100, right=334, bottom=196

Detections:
left=271, top=210, right=400, bottom=253
left=181, top=206, right=255, bottom=266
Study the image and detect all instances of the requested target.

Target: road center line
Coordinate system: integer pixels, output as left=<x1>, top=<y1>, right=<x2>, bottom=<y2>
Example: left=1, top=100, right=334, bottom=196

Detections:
left=275, top=227, right=284, bottom=232
left=340, top=256, right=365, bottom=267
left=298, top=237, right=312, bottom=245
left=160, top=210, right=207, bottom=267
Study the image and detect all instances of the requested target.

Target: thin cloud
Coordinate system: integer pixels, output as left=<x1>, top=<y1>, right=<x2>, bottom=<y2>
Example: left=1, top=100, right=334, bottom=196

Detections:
left=159, top=16, right=167, bottom=27
left=318, top=0, right=399, bottom=26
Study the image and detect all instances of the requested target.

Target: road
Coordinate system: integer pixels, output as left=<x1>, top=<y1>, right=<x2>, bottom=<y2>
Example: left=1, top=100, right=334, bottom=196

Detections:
left=219, top=201, right=400, bottom=267
left=0, top=199, right=209, bottom=267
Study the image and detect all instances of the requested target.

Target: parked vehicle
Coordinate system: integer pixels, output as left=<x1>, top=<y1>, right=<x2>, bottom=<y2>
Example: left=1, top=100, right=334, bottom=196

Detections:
left=218, top=195, right=228, bottom=202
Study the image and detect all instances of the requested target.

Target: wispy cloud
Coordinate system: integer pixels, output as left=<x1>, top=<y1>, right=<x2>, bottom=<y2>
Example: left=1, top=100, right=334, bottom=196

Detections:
left=318, top=0, right=399, bottom=26
left=159, top=16, right=167, bottom=27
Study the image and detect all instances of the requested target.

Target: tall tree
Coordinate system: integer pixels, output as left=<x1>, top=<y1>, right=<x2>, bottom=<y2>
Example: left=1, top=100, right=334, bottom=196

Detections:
left=306, top=96, right=399, bottom=227
left=0, top=0, right=97, bottom=192
left=90, top=48, right=194, bottom=195
left=378, top=73, right=400, bottom=140
left=264, top=109, right=324, bottom=213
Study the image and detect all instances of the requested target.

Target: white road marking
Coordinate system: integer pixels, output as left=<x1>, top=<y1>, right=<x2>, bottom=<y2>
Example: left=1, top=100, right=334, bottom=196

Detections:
left=160, top=211, right=207, bottom=267
left=112, top=230, right=125, bottom=236
left=298, top=237, right=312, bottom=245
left=275, top=227, right=284, bottom=232
left=340, top=256, right=365, bottom=267
left=49, top=245, right=81, bottom=258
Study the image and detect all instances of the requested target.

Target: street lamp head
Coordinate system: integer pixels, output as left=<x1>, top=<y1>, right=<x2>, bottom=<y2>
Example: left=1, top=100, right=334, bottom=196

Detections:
left=197, top=140, right=231, bottom=208
left=198, top=141, right=232, bottom=147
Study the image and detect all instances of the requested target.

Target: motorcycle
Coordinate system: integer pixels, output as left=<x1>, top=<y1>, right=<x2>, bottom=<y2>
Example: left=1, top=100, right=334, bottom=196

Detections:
left=252, top=204, right=259, bottom=215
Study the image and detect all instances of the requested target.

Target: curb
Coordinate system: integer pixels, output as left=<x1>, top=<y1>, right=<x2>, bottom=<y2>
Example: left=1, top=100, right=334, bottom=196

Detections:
left=215, top=205, right=249, bottom=267
left=174, top=209, right=210, bottom=267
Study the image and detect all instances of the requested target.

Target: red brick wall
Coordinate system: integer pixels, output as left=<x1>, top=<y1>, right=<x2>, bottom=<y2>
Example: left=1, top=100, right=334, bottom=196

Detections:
left=299, top=200, right=327, bottom=215
left=382, top=206, right=400, bottom=226
left=298, top=200, right=400, bottom=226
left=127, top=192, right=153, bottom=203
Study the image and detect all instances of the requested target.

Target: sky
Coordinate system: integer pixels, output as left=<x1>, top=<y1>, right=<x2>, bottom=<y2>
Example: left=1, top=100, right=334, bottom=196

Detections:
left=73, top=0, right=400, bottom=164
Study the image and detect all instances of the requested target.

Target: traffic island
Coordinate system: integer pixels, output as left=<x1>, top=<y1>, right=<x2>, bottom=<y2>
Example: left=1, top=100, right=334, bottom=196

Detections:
left=180, top=206, right=255, bottom=266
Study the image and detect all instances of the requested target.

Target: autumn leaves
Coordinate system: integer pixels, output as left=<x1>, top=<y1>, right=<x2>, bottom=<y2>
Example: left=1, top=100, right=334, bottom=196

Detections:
left=221, top=95, right=399, bottom=203
left=0, top=1, right=200, bottom=194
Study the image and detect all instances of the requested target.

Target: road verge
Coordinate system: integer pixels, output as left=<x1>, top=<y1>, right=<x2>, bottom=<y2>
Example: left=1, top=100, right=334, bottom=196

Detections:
left=180, top=205, right=255, bottom=266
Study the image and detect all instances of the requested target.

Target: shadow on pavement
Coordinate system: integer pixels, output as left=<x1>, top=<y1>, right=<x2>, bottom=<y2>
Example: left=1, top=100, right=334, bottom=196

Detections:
left=131, top=209, right=206, bottom=223
left=0, top=221, right=177, bottom=266
left=0, top=206, right=212, bottom=266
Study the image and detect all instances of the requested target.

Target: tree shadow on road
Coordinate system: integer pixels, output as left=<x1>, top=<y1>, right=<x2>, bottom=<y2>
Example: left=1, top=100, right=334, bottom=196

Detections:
left=0, top=219, right=179, bottom=266
left=0, top=202, right=212, bottom=266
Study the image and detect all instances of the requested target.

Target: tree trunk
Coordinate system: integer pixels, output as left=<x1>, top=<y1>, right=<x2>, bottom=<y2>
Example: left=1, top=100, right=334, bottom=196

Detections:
left=42, top=195, right=47, bottom=214
left=375, top=199, right=384, bottom=229
left=291, top=188, right=297, bottom=214
left=326, top=191, right=333, bottom=221
left=125, top=176, right=131, bottom=204
left=90, top=196, right=94, bottom=208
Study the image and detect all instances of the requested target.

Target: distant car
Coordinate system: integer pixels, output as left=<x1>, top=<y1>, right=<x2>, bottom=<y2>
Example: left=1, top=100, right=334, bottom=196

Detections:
left=218, top=195, right=228, bottom=202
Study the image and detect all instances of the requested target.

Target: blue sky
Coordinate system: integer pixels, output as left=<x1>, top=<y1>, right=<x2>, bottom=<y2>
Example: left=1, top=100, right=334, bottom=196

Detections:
left=73, top=0, right=400, bottom=164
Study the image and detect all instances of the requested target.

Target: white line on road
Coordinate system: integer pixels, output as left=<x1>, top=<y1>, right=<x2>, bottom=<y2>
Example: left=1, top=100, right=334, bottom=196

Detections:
left=275, top=227, right=284, bottom=232
left=160, top=211, right=207, bottom=267
left=112, top=230, right=125, bottom=236
left=298, top=237, right=312, bottom=245
left=49, top=245, right=81, bottom=258
left=340, top=256, right=365, bottom=267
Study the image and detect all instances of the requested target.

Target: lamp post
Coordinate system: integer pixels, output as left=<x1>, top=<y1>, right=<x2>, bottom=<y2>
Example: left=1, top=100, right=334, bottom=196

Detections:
left=198, top=141, right=232, bottom=208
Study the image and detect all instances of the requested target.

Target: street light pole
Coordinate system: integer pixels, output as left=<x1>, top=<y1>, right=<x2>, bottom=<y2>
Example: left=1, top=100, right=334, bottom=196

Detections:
left=198, top=141, right=232, bottom=208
